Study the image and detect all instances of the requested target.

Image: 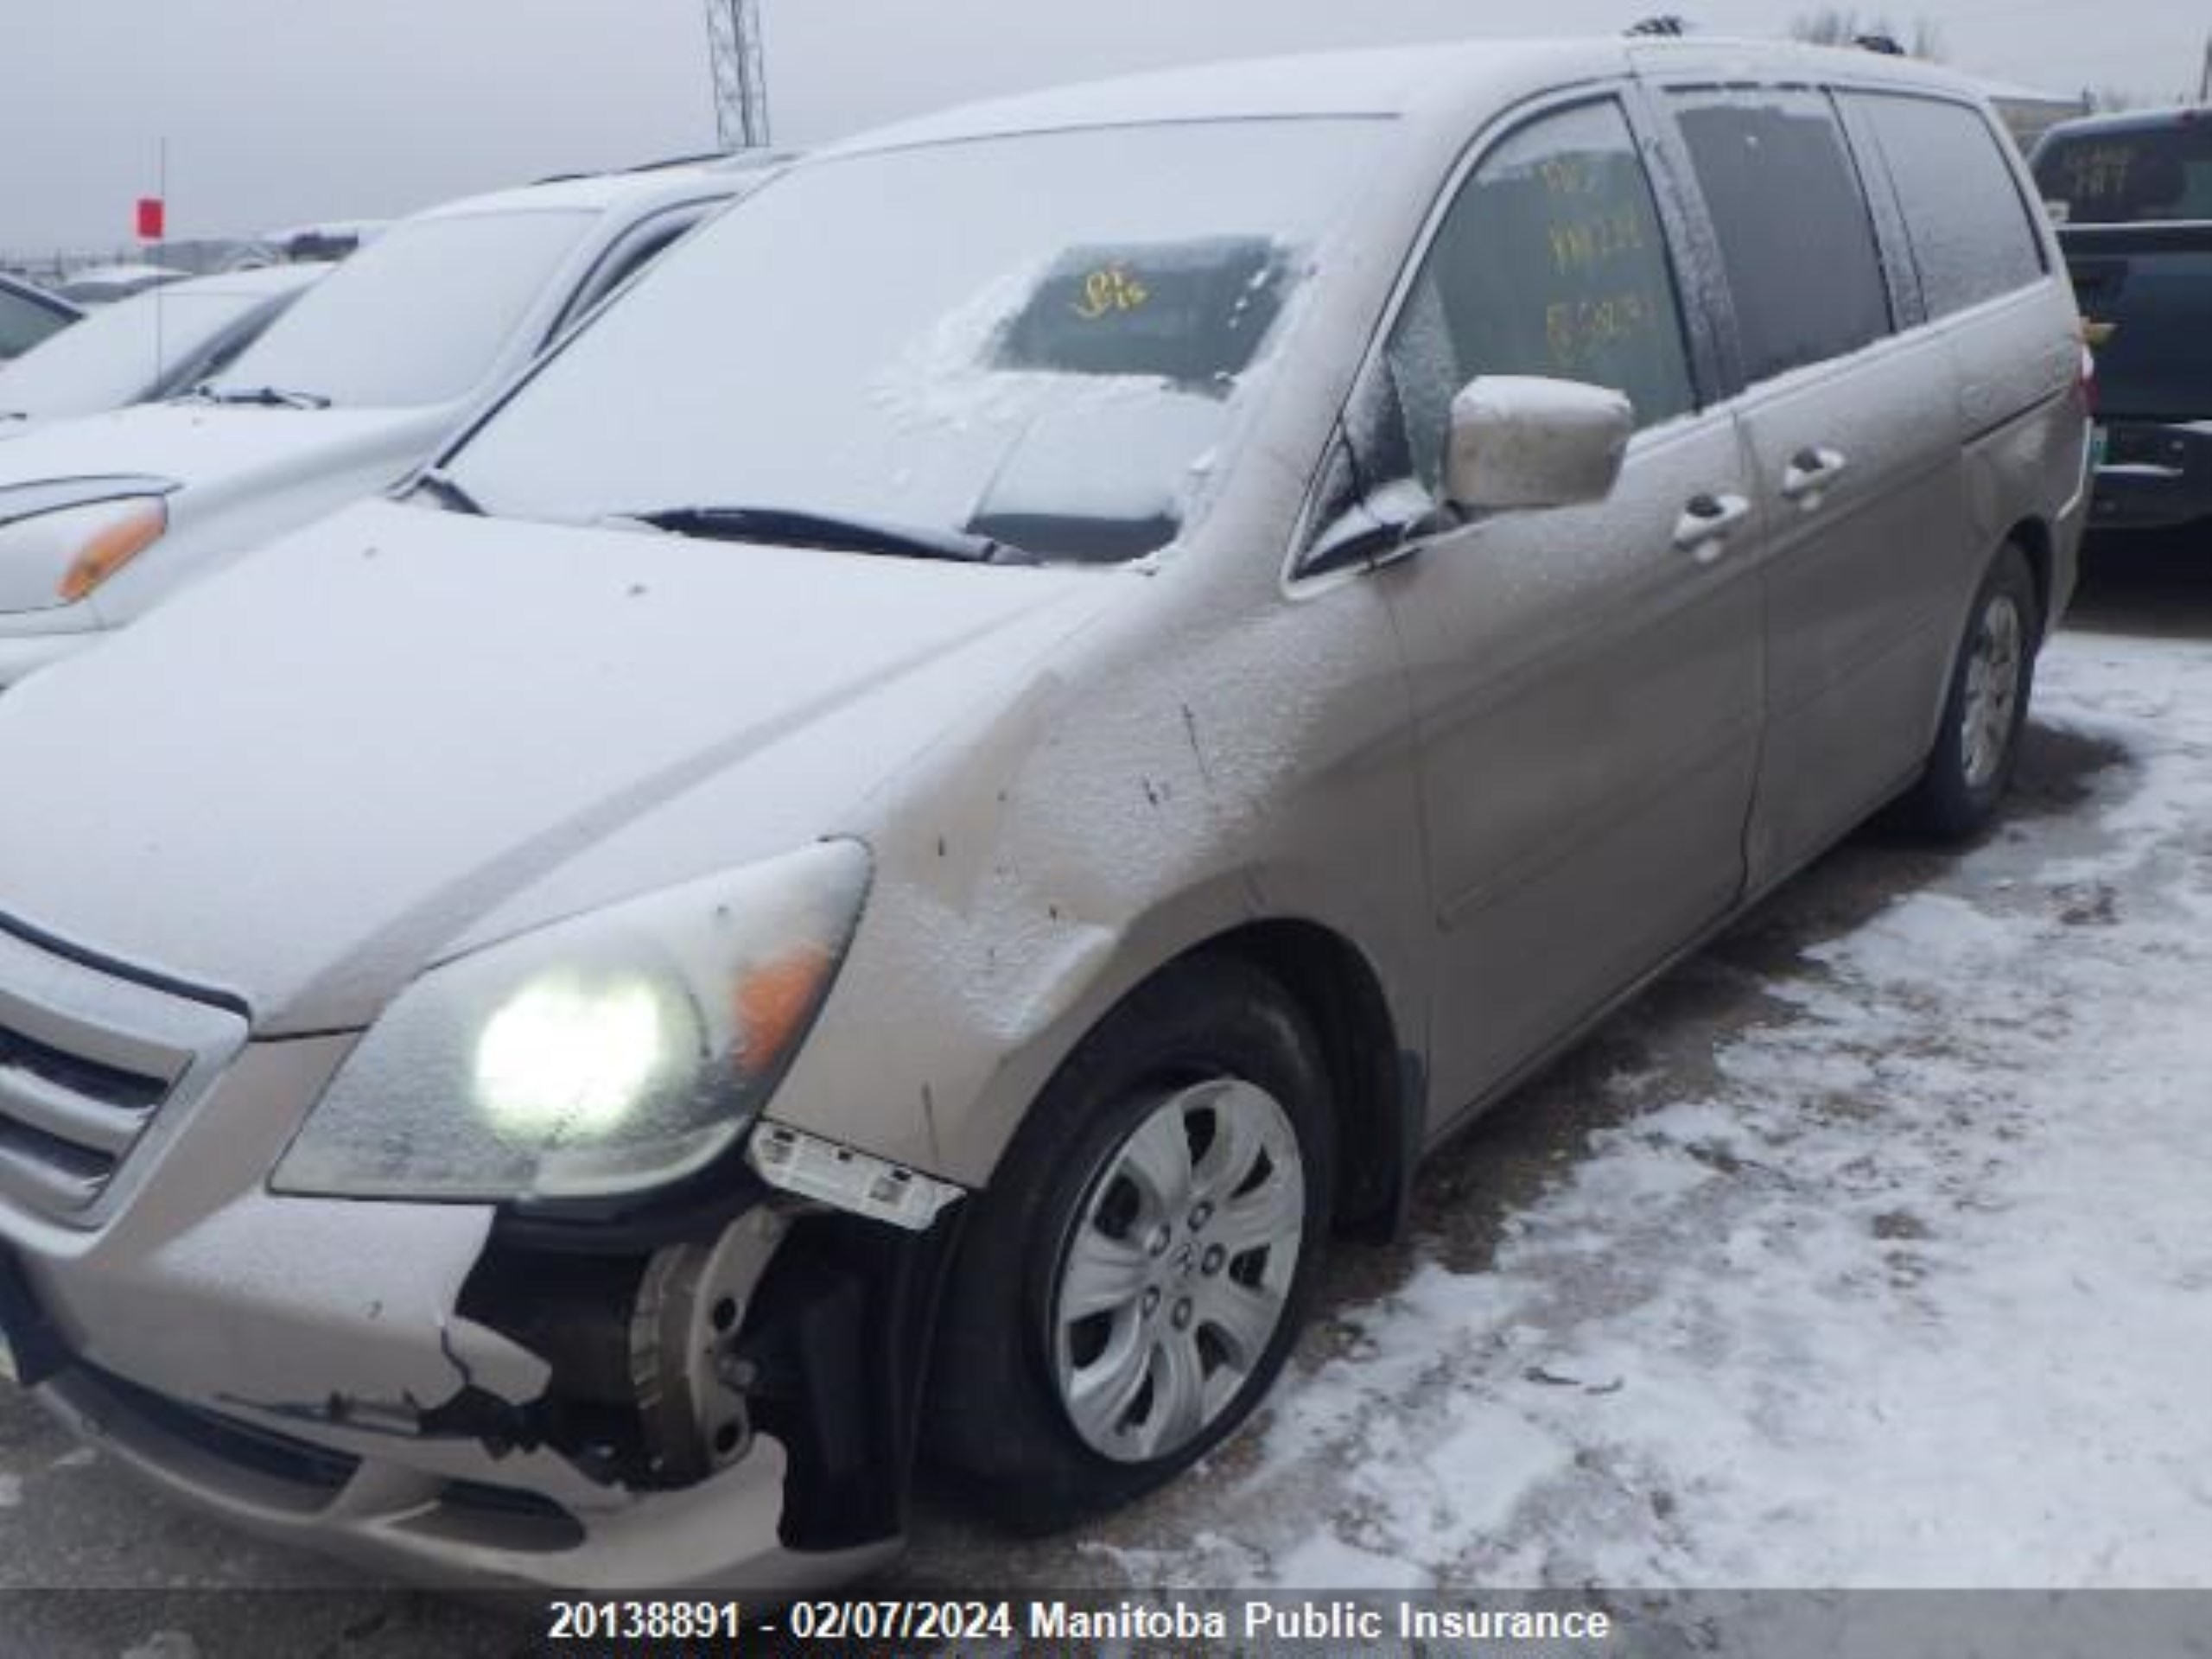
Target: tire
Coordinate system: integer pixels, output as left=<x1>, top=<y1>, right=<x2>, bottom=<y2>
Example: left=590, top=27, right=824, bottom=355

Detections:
left=926, top=954, right=1335, bottom=1531
left=1897, top=544, right=2041, bottom=843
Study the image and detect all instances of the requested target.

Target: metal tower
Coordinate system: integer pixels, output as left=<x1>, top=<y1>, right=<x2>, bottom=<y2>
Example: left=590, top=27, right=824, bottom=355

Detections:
left=704, top=0, right=772, bottom=150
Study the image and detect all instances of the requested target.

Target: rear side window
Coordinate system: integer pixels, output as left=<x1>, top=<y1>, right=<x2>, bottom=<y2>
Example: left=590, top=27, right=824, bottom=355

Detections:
left=1374, top=99, right=1697, bottom=491
left=2035, top=122, right=2212, bottom=226
left=1671, top=90, right=1892, bottom=385
left=1856, top=95, right=2046, bottom=316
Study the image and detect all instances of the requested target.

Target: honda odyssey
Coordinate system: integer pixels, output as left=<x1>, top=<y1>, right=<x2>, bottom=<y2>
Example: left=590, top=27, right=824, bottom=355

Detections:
left=0, top=38, right=2088, bottom=1590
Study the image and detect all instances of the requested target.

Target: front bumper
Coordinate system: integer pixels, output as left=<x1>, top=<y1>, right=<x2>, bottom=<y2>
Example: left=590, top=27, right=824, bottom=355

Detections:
left=34, top=1363, right=897, bottom=1592
left=0, top=620, right=100, bottom=690
left=2090, top=421, right=2212, bottom=531
left=0, top=926, right=909, bottom=1592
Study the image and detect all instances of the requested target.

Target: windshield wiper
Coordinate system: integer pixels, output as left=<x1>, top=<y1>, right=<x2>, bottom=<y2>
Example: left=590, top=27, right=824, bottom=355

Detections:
left=183, top=383, right=332, bottom=410
left=410, top=468, right=485, bottom=516
left=620, top=505, right=1029, bottom=564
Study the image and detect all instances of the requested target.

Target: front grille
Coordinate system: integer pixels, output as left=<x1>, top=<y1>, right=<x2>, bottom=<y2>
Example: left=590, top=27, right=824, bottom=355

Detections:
left=0, top=926, right=246, bottom=1223
left=0, top=1024, right=171, bottom=1210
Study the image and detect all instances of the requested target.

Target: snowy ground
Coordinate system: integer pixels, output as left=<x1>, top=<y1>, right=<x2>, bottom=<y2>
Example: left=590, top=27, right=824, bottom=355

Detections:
left=904, top=543, right=2212, bottom=1593
left=3, top=543, right=2209, bottom=1649
left=1016, top=634, right=2212, bottom=1591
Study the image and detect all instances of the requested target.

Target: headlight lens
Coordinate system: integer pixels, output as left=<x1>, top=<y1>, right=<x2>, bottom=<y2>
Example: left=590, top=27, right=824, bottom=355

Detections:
left=0, top=495, right=168, bottom=613
left=474, top=969, right=691, bottom=1141
left=271, top=840, right=871, bottom=1204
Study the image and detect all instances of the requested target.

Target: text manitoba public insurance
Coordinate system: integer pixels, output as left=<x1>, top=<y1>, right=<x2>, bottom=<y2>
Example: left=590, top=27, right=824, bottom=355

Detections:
left=1028, top=1600, right=1616, bottom=1643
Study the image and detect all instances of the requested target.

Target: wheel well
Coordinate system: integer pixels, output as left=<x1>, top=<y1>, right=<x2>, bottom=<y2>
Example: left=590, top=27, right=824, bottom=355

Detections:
left=2007, top=518, right=2055, bottom=639
left=1196, top=921, right=1413, bottom=1242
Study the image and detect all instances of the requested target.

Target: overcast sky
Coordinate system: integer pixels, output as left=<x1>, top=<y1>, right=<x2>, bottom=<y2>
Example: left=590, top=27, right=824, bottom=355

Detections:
left=3, top=0, right=2206, bottom=251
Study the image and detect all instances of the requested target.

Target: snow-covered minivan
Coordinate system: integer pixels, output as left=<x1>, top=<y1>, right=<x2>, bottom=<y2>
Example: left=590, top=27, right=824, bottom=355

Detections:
left=0, top=39, right=2087, bottom=1592
left=0, top=159, right=778, bottom=688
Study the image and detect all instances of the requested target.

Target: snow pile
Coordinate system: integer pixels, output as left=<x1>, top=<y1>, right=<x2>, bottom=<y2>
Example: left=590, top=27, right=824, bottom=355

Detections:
left=1128, top=632, right=2212, bottom=1589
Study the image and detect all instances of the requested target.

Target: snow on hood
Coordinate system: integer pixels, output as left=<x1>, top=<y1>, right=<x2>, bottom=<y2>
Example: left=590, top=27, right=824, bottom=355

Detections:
left=0, top=499, right=1114, bottom=1033
left=0, top=401, right=433, bottom=501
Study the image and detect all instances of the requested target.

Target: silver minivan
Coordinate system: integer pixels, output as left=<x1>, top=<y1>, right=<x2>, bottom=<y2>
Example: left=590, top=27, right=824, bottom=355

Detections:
left=0, top=39, right=2088, bottom=1591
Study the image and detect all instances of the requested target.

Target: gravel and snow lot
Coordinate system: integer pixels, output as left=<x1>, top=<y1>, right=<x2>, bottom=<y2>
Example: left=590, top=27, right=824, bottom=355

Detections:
left=3, top=543, right=2209, bottom=1649
left=1001, top=634, right=2212, bottom=1592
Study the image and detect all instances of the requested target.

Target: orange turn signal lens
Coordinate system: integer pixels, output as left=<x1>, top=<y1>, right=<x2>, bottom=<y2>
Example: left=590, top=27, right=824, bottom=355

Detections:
left=734, top=945, right=834, bottom=1073
left=57, top=499, right=167, bottom=604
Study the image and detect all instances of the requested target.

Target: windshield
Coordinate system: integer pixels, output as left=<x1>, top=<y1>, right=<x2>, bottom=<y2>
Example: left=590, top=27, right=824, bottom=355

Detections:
left=207, top=209, right=592, bottom=408
left=2037, top=123, right=2212, bottom=225
left=442, top=120, right=1384, bottom=563
left=0, top=289, right=269, bottom=417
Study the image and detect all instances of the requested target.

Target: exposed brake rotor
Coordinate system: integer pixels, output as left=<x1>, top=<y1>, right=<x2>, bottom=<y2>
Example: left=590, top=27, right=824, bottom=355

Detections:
left=628, top=1205, right=790, bottom=1484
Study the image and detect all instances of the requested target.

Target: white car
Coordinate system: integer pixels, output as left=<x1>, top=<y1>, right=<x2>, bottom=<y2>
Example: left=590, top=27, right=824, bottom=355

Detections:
left=0, top=264, right=328, bottom=439
left=0, top=159, right=778, bottom=687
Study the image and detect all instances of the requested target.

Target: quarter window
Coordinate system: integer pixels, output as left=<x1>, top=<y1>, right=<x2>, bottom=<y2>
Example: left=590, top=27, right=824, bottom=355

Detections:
left=1373, top=99, right=1697, bottom=494
left=1671, top=90, right=1892, bottom=385
left=1856, top=95, right=2046, bottom=316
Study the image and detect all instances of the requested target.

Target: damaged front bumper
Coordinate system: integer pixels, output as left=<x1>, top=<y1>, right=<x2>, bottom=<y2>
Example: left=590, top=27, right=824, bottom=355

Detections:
left=0, top=926, right=949, bottom=1592
left=35, top=1362, right=895, bottom=1592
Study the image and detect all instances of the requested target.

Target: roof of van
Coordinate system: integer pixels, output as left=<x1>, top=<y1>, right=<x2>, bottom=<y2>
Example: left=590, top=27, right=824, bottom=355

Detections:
left=2038, top=104, right=2212, bottom=143
left=409, top=152, right=784, bottom=223
left=831, top=35, right=1980, bottom=155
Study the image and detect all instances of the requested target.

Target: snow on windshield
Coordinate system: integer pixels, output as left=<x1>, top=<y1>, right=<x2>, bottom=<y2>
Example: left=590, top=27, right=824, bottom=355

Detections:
left=208, top=209, right=592, bottom=409
left=0, top=290, right=261, bottom=417
left=445, top=120, right=1386, bottom=563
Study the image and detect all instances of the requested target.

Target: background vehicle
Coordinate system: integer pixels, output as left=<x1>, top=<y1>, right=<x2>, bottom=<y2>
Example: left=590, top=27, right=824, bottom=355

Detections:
left=0, top=264, right=327, bottom=437
left=260, top=220, right=388, bottom=264
left=54, top=264, right=189, bottom=307
left=0, top=273, right=79, bottom=362
left=0, top=40, right=2085, bottom=1592
left=0, top=156, right=779, bottom=689
left=2036, top=107, right=2212, bottom=532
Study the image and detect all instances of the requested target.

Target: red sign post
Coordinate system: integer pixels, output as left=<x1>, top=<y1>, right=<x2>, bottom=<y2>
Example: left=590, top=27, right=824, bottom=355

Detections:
left=135, top=197, right=166, bottom=242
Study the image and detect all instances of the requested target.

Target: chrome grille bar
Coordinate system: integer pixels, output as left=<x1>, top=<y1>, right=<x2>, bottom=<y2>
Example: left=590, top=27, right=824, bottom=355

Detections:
left=0, top=926, right=246, bottom=1224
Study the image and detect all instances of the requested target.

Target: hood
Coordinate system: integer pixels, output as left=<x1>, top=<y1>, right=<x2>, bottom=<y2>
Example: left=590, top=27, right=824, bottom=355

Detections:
left=0, top=402, right=434, bottom=498
left=0, top=499, right=1118, bottom=1033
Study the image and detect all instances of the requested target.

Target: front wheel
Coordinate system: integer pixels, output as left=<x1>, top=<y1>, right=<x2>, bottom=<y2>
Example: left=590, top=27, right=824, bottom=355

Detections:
left=1897, top=545, right=2041, bottom=842
left=926, top=956, right=1333, bottom=1530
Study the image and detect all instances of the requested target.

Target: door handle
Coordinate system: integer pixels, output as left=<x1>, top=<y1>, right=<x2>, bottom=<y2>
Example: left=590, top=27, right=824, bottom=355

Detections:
left=1781, top=446, right=1849, bottom=505
left=1674, top=492, right=1751, bottom=563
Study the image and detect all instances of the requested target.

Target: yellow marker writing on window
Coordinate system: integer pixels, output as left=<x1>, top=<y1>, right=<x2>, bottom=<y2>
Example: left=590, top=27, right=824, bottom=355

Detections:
left=1072, top=265, right=1151, bottom=321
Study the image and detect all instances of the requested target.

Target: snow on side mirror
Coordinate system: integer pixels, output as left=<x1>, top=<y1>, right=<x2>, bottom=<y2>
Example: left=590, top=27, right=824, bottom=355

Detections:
left=1442, top=376, right=1634, bottom=513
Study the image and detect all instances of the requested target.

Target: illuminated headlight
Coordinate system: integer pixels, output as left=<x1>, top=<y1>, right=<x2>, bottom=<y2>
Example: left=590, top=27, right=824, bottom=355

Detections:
left=272, top=841, right=871, bottom=1204
left=0, top=493, right=170, bottom=613
left=473, top=970, right=689, bottom=1141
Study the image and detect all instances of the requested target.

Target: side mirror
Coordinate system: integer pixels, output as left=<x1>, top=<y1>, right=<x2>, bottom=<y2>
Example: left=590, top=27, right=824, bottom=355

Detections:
left=1443, top=376, right=1634, bottom=512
